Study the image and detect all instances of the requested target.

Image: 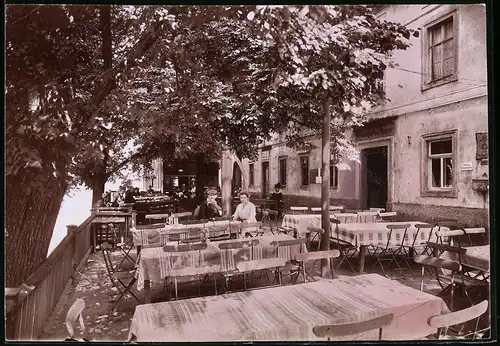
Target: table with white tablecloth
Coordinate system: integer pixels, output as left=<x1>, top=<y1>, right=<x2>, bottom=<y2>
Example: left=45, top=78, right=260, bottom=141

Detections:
left=137, top=234, right=305, bottom=303
left=131, top=220, right=242, bottom=247
left=128, top=273, right=449, bottom=342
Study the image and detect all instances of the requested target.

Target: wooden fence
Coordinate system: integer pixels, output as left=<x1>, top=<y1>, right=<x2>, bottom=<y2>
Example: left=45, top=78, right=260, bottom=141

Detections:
left=6, top=214, right=95, bottom=341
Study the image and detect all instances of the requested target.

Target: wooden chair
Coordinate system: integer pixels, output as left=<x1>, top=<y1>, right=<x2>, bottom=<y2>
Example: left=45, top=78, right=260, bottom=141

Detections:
left=357, top=211, right=378, bottom=223
left=462, top=227, right=487, bottom=246
left=101, top=242, right=139, bottom=314
left=241, top=221, right=264, bottom=237
left=377, top=212, right=397, bottom=223
left=436, top=229, right=465, bottom=247
left=236, top=257, right=288, bottom=290
left=413, top=242, right=465, bottom=311
left=163, top=242, right=213, bottom=300
left=313, top=313, right=394, bottom=341
left=428, top=300, right=489, bottom=340
left=260, top=210, right=280, bottom=235
left=330, top=218, right=358, bottom=273
left=177, top=227, right=206, bottom=244
left=65, top=298, right=90, bottom=342
left=290, top=206, right=309, bottom=214
left=306, top=226, right=324, bottom=251
left=369, top=207, right=385, bottom=213
left=412, top=223, right=437, bottom=256
left=369, top=224, right=411, bottom=279
left=270, top=238, right=308, bottom=285
left=171, top=211, right=193, bottom=220
left=218, top=239, right=260, bottom=292
left=295, top=249, right=340, bottom=283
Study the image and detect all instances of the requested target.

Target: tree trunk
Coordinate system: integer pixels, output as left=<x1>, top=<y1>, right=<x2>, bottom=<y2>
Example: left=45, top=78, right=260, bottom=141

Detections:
left=221, top=151, right=233, bottom=216
left=195, top=153, right=207, bottom=206
left=320, top=98, right=331, bottom=278
left=5, top=172, right=67, bottom=287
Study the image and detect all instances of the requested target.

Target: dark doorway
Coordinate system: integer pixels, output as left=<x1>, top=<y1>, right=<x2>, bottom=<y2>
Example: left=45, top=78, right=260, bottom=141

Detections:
left=364, top=146, right=388, bottom=209
left=262, top=161, right=270, bottom=198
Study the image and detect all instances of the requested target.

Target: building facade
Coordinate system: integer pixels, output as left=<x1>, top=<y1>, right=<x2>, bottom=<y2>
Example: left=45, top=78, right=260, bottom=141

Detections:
left=237, top=4, right=489, bottom=227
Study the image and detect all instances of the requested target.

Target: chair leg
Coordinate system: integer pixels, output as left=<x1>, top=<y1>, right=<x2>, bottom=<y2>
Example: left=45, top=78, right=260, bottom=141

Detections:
left=118, top=278, right=140, bottom=302
left=174, top=278, right=179, bottom=301
left=243, top=272, right=247, bottom=290
left=420, top=266, right=425, bottom=291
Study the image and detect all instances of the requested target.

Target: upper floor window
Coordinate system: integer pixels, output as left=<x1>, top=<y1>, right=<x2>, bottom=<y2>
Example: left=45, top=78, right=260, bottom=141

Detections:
left=278, top=157, right=287, bottom=186
left=421, top=130, right=458, bottom=198
left=329, top=164, right=339, bottom=188
left=422, top=11, right=458, bottom=90
left=299, top=156, right=309, bottom=187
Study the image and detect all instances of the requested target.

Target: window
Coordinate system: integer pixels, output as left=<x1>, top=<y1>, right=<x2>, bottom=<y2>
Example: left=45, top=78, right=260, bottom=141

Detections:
left=278, top=157, right=287, bottom=186
left=249, top=163, right=254, bottom=186
left=421, top=130, right=457, bottom=198
left=299, top=156, right=309, bottom=186
left=428, top=139, right=453, bottom=189
left=422, top=11, right=458, bottom=89
left=330, top=164, right=339, bottom=188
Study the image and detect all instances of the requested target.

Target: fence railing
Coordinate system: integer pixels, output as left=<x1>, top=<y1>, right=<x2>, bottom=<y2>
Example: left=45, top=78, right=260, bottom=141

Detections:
left=6, top=214, right=95, bottom=341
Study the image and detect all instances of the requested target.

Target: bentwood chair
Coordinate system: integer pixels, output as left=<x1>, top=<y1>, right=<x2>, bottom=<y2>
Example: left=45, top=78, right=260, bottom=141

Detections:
left=294, top=249, right=340, bottom=283
left=427, top=300, right=489, bottom=340
left=313, top=313, right=394, bottom=341
left=162, top=242, right=214, bottom=300
left=65, top=298, right=91, bottom=342
left=218, top=239, right=260, bottom=292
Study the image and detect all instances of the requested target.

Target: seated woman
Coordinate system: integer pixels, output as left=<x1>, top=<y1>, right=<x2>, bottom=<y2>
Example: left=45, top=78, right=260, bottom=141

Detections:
left=232, top=192, right=258, bottom=236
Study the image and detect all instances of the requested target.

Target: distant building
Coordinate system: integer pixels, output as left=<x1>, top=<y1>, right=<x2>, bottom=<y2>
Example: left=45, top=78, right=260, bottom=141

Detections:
left=233, top=4, right=488, bottom=227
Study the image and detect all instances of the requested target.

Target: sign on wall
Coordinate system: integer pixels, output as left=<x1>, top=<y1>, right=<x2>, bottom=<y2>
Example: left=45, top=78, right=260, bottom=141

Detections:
left=476, top=133, right=488, bottom=160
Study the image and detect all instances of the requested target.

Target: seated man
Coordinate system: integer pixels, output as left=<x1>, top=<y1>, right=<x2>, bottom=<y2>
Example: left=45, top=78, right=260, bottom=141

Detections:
left=269, top=183, right=284, bottom=217
left=195, top=188, right=223, bottom=220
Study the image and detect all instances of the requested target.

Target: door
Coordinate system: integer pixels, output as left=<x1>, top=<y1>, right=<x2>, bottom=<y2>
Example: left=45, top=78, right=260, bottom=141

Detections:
left=262, top=161, right=270, bottom=198
left=364, top=146, right=388, bottom=209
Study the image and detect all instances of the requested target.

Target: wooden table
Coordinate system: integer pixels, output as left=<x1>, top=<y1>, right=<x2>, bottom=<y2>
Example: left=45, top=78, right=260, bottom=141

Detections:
left=128, top=273, right=449, bottom=341
left=335, top=221, right=444, bottom=273
left=137, top=234, right=304, bottom=303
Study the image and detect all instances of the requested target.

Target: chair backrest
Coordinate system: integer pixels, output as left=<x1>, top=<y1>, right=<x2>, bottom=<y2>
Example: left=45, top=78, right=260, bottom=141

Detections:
left=135, top=223, right=165, bottom=230
left=270, top=237, right=307, bottom=248
left=436, top=219, right=459, bottom=230
left=290, top=206, right=309, bottom=213
left=218, top=238, right=260, bottom=250
left=413, top=255, right=462, bottom=272
left=311, top=207, right=322, bottom=213
left=236, top=257, right=287, bottom=273
left=295, top=249, right=340, bottom=262
left=329, top=206, right=344, bottom=211
left=357, top=211, right=378, bottom=223
left=369, top=208, right=385, bottom=213
left=435, top=229, right=465, bottom=246
left=385, top=224, right=411, bottom=248
left=163, top=242, right=208, bottom=252
left=427, top=300, right=488, bottom=329
left=313, top=313, right=394, bottom=340
left=425, top=241, right=467, bottom=259
left=462, top=227, right=486, bottom=235
left=307, top=226, right=325, bottom=235
left=66, top=298, right=86, bottom=339
left=171, top=211, right=193, bottom=218
left=378, top=212, right=397, bottom=218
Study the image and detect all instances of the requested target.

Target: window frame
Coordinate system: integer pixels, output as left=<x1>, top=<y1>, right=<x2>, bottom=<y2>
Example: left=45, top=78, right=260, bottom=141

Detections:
left=329, top=163, right=339, bottom=188
left=421, top=9, right=459, bottom=91
left=249, top=163, right=255, bottom=187
left=299, top=155, right=310, bottom=187
left=421, top=130, right=458, bottom=198
left=278, top=156, right=287, bottom=187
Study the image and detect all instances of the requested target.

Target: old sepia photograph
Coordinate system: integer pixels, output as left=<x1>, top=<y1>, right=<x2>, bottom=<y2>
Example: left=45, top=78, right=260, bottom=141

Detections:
left=5, top=3, right=491, bottom=342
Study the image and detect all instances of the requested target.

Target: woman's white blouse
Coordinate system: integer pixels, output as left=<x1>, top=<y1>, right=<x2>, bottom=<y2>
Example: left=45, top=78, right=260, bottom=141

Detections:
left=232, top=202, right=257, bottom=222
